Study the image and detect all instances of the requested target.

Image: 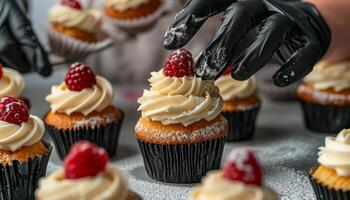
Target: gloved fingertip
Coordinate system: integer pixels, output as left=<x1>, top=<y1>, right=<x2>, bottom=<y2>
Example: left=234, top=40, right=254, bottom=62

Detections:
left=272, top=72, right=293, bottom=87
left=231, top=66, right=250, bottom=81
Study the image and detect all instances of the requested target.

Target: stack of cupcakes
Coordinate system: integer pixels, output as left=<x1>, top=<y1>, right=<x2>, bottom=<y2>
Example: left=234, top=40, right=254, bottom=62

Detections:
left=0, top=97, right=52, bottom=200
left=36, top=141, right=141, bottom=200
left=309, top=128, right=350, bottom=199
left=103, top=0, right=164, bottom=32
left=45, top=62, right=124, bottom=159
left=190, top=148, right=278, bottom=200
left=298, top=61, right=350, bottom=133
left=136, top=49, right=228, bottom=183
left=215, top=67, right=261, bottom=141
left=47, top=0, right=104, bottom=57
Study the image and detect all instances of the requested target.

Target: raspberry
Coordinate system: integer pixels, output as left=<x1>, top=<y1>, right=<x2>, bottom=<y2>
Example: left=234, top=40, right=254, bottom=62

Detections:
left=60, top=0, right=82, bottom=9
left=0, top=64, right=3, bottom=79
left=222, top=148, right=262, bottom=186
left=0, top=97, right=29, bottom=125
left=64, top=141, right=109, bottom=179
left=223, top=65, right=233, bottom=75
left=164, top=48, right=194, bottom=77
left=64, top=63, right=97, bottom=92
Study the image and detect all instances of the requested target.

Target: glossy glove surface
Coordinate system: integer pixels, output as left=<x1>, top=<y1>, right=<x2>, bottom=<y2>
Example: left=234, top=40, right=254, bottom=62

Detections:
left=0, top=0, right=51, bottom=76
left=164, top=0, right=331, bottom=86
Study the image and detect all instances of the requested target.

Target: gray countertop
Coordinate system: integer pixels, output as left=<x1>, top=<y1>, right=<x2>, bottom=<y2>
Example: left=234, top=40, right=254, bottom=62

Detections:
left=24, top=68, right=326, bottom=200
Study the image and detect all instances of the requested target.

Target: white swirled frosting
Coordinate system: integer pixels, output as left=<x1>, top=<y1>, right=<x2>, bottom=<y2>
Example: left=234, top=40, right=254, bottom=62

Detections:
left=104, top=0, right=151, bottom=11
left=137, top=70, right=223, bottom=126
left=215, top=75, right=256, bottom=101
left=0, top=115, right=44, bottom=152
left=318, top=129, right=350, bottom=177
left=0, top=68, right=25, bottom=98
left=304, top=61, right=350, bottom=92
left=35, top=165, right=128, bottom=200
left=49, top=5, right=102, bottom=33
left=46, top=76, right=113, bottom=116
left=190, top=171, right=278, bottom=200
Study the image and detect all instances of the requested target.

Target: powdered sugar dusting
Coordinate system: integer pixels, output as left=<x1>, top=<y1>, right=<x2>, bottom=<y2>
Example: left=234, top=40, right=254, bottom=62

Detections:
left=74, top=115, right=115, bottom=129
left=298, top=85, right=350, bottom=105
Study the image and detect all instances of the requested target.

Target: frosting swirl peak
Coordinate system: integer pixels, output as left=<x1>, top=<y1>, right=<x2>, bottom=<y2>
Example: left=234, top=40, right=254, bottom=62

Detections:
left=46, top=76, right=113, bottom=116
left=138, top=70, right=223, bottom=126
left=0, top=68, right=25, bottom=98
left=215, top=75, right=256, bottom=101
left=318, top=129, right=350, bottom=177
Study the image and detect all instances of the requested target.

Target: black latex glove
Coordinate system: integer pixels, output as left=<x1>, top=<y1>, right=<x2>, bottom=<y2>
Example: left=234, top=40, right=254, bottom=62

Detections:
left=0, top=0, right=51, bottom=76
left=164, top=0, right=331, bottom=86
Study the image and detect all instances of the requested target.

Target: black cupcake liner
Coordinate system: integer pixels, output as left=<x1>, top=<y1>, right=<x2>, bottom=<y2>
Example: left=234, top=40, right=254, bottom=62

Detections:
left=0, top=141, right=52, bottom=200
left=299, top=100, right=350, bottom=133
left=222, top=105, right=260, bottom=142
left=137, top=136, right=226, bottom=183
left=309, top=173, right=350, bottom=200
left=45, top=112, right=124, bottom=160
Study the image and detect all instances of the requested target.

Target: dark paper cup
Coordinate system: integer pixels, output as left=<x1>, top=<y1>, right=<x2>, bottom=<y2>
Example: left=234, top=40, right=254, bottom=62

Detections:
left=45, top=114, right=123, bottom=160
left=0, top=141, right=52, bottom=200
left=137, top=136, right=226, bottom=183
left=222, top=105, right=260, bottom=142
left=299, top=100, right=350, bottom=133
left=309, top=173, right=350, bottom=200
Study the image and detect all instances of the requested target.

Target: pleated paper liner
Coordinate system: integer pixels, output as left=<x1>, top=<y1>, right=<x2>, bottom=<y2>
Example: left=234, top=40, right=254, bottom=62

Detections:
left=222, top=104, right=260, bottom=142
left=137, top=136, right=226, bottom=183
left=0, top=141, right=52, bottom=200
left=45, top=112, right=124, bottom=160
left=299, top=100, right=350, bottom=133
left=309, top=168, right=350, bottom=200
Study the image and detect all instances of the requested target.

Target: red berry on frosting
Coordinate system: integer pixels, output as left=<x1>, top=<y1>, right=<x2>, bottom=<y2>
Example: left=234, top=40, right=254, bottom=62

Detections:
left=164, top=48, right=194, bottom=77
left=222, top=148, right=262, bottom=186
left=64, top=62, right=97, bottom=92
left=223, top=65, right=233, bottom=75
left=64, top=141, right=109, bottom=179
left=0, top=96, right=29, bottom=125
left=0, top=64, right=3, bottom=79
left=60, top=0, right=82, bottom=9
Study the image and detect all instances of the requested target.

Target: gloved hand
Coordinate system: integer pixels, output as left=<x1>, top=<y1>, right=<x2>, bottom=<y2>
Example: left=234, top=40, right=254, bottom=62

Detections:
left=0, top=0, right=52, bottom=76
left=164, top=0, right=331, bottom=86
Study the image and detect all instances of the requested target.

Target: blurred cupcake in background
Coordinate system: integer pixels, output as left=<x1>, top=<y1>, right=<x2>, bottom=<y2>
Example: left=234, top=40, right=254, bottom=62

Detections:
left=190, top=148, right=278, bottom=200
left=298, top=61, right=350, bottom=133
left=215, top=67, right=261, bottom=141
left=0, top=97, right=52, bottom=200
left=45, top=63, right=124, bottom=159
left=36, top=141, right=142, bottom=200
left=104, top=0, right=164, bottom=33
left=309, top=129, right=350, bottom=200
left=257, top=64, right=300, bottom=101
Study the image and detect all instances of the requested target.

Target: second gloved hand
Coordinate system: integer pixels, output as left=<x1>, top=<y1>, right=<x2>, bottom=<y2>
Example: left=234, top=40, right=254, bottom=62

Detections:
left=163, top=0, right=331, bottom=87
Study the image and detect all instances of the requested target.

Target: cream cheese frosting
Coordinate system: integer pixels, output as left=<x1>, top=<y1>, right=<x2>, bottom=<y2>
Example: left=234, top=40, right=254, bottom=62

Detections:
left=35, top=165, right=128, bottom=200
left=137, top=70, right=223, bottom=126
left=215, top=75, right=256, bottom=101
left=45, top=76, right=113, bottom=116
left=0, top=68, right=25, bottom=98
left=0, top=115, right=44, bottom=152
left=318, top=129, right=350, bottom=177
left=304, top=61, right=350, bottom=92
left=49, top=5, right=102, bottom=33
left=104, top=0, right=151, bottom=12
left=190, top=171, right=278, bottom=200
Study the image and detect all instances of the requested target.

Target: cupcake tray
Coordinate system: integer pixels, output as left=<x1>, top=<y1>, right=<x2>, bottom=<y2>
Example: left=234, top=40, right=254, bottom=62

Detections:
left=25, top=69, right=325, bottom=200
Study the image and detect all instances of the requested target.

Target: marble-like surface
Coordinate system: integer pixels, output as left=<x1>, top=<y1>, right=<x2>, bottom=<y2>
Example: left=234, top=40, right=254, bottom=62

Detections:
left=24, top=68, right=327, bottom=200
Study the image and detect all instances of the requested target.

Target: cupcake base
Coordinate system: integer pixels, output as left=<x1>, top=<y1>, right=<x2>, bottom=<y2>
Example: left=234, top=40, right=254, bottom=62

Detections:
left=222, top=105, right=260, bottom=142
left=0, top=141, right=52, bottom=200
left=137, top=136, right=226, bottom=183
left=299, top=100, right=350, bottom=133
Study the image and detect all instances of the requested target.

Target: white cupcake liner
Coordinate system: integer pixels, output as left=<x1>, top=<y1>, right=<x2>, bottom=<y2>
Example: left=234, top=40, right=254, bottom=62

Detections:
left=47, top=25, right=113, bottom=58
left=104, top=0, right=168, bottom=32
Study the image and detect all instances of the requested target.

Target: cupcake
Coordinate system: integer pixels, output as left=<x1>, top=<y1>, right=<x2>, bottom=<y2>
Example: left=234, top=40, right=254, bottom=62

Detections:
left=215, top=67, right=261, bottom=141
left=45, top=62, right=123, bottom=159
left=35, top=141, right=141, bottom=200
left=190, top=148, right=278, bottom=200
left=309, top=129, right=350, bottom=199
left=104, top=0, right=163, bottom=32
left=136, top=49, right=228, bottom=183
left=0, top=64, right=30, bottom=107
left=298, top=61, right=350, bottom=133
left=0, top=97, right=52, bottom=200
